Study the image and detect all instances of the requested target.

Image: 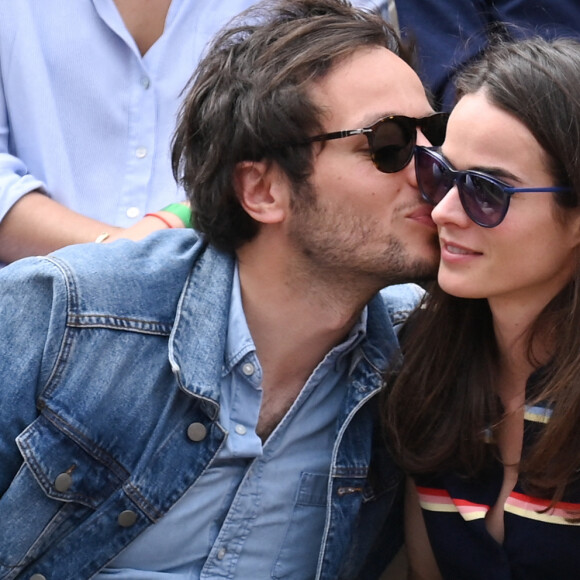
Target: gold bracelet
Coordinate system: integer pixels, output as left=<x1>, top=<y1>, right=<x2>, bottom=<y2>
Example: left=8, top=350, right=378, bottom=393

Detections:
left=94, top=232, right=110, bottom=243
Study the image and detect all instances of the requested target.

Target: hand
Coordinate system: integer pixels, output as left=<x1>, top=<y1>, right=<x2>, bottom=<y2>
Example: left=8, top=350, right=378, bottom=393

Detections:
left=101, top=206, right=190, bottom=243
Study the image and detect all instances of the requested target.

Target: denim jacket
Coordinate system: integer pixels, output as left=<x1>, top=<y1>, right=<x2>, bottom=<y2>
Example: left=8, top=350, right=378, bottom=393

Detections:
left=0, top=231, right=420, bottom=580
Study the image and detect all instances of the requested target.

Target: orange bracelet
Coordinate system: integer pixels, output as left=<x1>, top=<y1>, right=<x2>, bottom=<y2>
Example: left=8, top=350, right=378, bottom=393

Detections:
left=144, top=212, right=174, bottom=229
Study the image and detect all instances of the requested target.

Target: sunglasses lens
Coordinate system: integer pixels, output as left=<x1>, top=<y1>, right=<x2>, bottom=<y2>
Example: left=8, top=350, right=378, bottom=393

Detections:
left=416, top=148, right=454, bottom=204
left=372, top=118, right=415, bottom=173
left=415, top=147, right=509, bottom=227
left=420, top=113, right=449, bottom=147
left=460, top=174, right=507, bottom=227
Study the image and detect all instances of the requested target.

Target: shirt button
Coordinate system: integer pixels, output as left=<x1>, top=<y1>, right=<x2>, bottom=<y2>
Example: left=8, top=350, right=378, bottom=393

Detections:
left=141, top=76, right=151, bottom=89
left=136, top=147, right=148, bottom=159
left=217, top=547, right=227, bottom=560
left=118, top=510, right=138, bottom=527
left=187, top=422, right=208, bottom=442
left=54, top=472, right=73, bottom=492
left=126, top=206, right=140, bottom=219
left=234, top=424, right=247, bottom=435
left=242, top=362, right=255, bottom=376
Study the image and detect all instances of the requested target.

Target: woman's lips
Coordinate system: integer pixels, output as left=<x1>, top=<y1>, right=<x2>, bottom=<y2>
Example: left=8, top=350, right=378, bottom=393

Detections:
left=440, top=238, right=482, bottom=260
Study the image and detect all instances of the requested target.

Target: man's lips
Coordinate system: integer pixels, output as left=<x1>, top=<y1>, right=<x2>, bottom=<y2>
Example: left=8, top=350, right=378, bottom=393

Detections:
left=408, top=205, right=436, bottom=227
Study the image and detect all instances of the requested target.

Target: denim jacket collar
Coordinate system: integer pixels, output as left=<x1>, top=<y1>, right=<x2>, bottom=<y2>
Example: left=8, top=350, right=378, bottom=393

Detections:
left=168, top=242, right=234, bottom=417
left=167, top=242, right=398, bottom=417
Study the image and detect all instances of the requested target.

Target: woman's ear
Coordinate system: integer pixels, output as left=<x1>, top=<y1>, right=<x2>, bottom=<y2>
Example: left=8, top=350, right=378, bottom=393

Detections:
left=233, top=160, right=288, bottom=224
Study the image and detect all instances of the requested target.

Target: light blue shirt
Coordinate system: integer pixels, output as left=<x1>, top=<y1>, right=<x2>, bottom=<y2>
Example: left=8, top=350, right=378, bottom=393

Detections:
left=0, top=0, right=259, bottom=227
left=97, top=265, right=367, bottom=579
left=0, top=0, right=383, bottom=228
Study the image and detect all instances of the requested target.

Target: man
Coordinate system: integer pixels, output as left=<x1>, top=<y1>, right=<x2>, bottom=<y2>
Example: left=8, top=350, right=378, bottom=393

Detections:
left=0, top=0, right=445, bottom=578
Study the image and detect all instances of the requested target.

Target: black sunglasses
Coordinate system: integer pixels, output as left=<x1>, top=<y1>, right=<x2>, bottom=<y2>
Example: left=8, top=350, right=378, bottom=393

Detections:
left=305, top=113, right=449, bottom=173
left=415, top=146, right=573, bottom=228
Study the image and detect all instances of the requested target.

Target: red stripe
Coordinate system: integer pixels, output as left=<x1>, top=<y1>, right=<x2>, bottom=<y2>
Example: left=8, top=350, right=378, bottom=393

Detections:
left=416, top=486, right=452, bottom=498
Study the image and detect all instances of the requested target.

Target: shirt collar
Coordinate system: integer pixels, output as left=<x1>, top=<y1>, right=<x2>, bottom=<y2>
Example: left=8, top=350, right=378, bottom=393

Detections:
left=223, top=263, right=256, bottom=375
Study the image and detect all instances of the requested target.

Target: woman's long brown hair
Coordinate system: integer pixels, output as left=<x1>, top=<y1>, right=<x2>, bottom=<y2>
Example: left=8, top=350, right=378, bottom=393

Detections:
left=384, top=36, right=580, bottom=506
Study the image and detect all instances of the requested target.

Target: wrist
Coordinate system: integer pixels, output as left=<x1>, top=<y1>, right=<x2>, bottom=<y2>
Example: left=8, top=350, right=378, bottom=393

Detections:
left=161, top=203, right=193, bottom=229
left=144, top=212, right=181, bottom=229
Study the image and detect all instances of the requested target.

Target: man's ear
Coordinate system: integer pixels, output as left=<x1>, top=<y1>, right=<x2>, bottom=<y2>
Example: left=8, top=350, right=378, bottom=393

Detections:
left=233, top=160, right=287, bottom=224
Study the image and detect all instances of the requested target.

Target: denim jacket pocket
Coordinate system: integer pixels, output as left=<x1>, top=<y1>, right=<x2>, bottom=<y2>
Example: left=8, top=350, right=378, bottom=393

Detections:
left=0, top=413, right=126, bottom=571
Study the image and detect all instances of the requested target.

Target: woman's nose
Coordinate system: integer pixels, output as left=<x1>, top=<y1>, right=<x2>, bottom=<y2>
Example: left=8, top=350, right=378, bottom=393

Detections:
left=431, top=184, right=471, bottom=228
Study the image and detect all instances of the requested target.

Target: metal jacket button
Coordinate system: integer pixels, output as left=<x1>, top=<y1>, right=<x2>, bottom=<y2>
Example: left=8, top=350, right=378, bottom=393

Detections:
left=30, top=575, right=47, bottom=580
left=54, top=472, right=73, bottom=492
left=187, top=422, right=207, bottom=442
left=118, top=510, right=138, bottom=527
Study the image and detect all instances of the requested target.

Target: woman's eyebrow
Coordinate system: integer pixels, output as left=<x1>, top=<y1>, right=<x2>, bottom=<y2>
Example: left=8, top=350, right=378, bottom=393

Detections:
left=469, top=166, right=522, bottom=183
left=439, top=149, right=523, bottom=183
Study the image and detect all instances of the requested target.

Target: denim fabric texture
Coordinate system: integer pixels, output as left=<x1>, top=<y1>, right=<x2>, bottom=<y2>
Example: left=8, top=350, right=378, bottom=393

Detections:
left=0, top=230, right=420, bottom=579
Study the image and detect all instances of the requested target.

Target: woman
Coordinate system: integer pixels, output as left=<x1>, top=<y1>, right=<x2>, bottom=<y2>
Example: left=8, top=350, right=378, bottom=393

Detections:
left=385, top=36, right=580, bottom=579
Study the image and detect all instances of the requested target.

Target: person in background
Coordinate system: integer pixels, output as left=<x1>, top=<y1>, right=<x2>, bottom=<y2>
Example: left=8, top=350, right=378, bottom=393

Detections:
left=0, top=0, right=259, bottom=262
left=0, top=0, right=384, bottom=264
left=393, top=0, right=580, bottom=111
left=0, top=0, right=447, bottom=577
left=386, top=36, right=580, bottom=579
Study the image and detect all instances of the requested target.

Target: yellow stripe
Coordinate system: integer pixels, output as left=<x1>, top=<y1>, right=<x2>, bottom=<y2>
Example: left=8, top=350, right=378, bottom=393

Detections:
left=419, top=500, right=457, bottom=513
left=524, top=411, right=550, bottom=424
left=457, top=510, right=487, bottom=522
left=524, top=405, right=551, bottom=424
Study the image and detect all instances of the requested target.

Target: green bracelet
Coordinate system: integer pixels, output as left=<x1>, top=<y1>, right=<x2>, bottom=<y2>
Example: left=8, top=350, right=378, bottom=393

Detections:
left=161, top=203, right=194, bottom=229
